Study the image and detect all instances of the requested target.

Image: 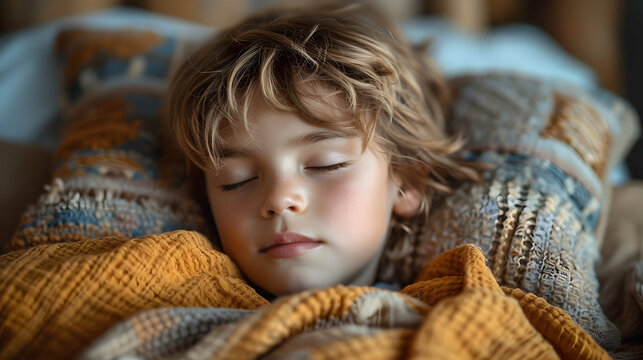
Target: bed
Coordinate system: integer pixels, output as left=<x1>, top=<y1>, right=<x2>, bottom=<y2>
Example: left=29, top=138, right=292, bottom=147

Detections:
left=0, top=6, right=641, bottom=359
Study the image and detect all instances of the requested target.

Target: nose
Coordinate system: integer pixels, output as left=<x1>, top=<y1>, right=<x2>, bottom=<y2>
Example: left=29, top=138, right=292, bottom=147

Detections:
left=260, top=178, right=307, bottom=218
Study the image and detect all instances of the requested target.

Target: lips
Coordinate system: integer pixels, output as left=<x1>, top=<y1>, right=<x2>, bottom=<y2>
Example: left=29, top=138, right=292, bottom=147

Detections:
left=260, top=232, right=323, bottom=259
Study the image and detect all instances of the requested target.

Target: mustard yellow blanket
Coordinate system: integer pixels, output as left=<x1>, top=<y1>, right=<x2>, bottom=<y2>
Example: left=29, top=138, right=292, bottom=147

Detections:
left=0, top=230, right=608, bottom=359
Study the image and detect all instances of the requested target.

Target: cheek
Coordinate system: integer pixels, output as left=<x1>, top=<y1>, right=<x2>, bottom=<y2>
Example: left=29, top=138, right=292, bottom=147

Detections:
left=317, top=163, right=393, bottom=237
left=207, top=192, right=255, bottom=257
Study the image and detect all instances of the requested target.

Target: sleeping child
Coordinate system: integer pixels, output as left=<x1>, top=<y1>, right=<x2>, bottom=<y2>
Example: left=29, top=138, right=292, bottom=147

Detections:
left=0, top=2, right=620, bottom=358
left=166, top=2, right=480, bottom=296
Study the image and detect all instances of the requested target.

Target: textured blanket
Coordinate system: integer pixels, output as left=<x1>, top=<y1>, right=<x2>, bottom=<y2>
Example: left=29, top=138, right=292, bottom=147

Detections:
left=0, top=230, right=608, bottom=359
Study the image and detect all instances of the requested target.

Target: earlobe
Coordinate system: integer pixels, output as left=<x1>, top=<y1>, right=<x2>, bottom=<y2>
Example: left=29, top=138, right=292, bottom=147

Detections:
left=392, top=187, right=422, bottom=217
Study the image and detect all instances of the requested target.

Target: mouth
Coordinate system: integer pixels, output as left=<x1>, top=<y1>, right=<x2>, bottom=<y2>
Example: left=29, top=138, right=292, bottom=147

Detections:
left=260, top=232, right=323, bottom=259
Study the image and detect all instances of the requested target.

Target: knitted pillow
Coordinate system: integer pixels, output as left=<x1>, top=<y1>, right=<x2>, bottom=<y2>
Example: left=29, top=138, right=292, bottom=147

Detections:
left=378, top=74, right=639, bottom=350
left=7, top=29, right=210, bottom=251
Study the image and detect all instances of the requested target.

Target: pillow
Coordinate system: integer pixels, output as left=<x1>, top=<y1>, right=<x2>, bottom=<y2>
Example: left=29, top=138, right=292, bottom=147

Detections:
left=377, top=73, right=639, bottom=349
left=0, top=7, right=214, bottom=251
left=6, top=28, right=210, bottom=251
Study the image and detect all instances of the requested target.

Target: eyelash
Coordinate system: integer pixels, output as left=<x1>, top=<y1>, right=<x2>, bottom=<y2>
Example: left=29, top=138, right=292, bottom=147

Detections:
left=220, top=178, right=256, bottom=192
left=305, top=162, right=349, bottom=175
left=219, top=162, right=350, bottom=192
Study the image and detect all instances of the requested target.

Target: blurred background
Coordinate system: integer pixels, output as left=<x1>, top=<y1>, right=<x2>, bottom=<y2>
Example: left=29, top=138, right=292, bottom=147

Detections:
left=0, top=0, right=641, bottom=240
left=3, top=0, right=638, bottom=175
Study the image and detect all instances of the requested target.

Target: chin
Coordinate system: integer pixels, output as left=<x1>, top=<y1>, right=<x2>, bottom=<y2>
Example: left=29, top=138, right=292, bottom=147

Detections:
left=264, top=276, right=336, bottom=296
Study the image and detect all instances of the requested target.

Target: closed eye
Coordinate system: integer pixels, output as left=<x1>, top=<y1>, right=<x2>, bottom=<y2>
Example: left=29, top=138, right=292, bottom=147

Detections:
left=220, top=162, right=350, bottom=191
left=305, top=162, right=350, bottom=174
left=220, top=177, right=257, bottom=192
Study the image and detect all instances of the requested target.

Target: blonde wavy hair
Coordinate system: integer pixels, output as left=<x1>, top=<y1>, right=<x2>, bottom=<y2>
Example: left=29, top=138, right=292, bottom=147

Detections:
left=168, top=2, right=480, bottom=284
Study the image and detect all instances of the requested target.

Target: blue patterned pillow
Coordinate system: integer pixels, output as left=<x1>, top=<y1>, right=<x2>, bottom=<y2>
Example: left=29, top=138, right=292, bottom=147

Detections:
left=378, top=74, right=639, bottom=349
left=8, top=29, right=209, bottom=251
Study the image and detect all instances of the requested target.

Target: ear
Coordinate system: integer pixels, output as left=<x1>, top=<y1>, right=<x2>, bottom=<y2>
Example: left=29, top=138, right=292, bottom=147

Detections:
left=393, top=186, right=422, bottom=217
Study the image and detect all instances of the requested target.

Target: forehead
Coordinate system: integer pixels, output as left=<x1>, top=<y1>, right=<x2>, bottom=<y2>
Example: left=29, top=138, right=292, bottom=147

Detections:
left=233, top=101, right=348, bottom=148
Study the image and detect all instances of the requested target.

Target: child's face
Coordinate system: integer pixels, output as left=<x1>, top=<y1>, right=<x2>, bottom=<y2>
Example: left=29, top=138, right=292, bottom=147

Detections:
left=204, top=96, right=401, bottom=296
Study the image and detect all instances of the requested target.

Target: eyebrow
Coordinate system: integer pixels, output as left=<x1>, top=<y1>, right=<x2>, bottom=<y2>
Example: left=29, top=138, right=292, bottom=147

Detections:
left=220, top=130, right=353, bottom=158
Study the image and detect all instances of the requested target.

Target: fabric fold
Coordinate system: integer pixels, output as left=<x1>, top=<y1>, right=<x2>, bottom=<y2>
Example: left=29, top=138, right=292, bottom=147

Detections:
left=0, top=231, right=610, bottom=359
